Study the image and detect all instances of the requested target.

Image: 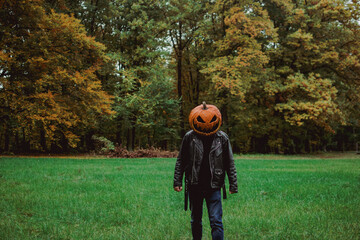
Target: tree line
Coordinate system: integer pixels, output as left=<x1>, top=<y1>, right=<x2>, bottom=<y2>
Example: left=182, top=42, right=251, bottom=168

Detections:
left=0, top=0, right=359, bottom=154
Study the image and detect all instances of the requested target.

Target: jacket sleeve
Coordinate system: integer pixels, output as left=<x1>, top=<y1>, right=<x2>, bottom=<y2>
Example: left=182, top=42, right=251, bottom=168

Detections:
left=224, top=136, right=238, bottom=193
left=173, top=134, right=189, bottom=188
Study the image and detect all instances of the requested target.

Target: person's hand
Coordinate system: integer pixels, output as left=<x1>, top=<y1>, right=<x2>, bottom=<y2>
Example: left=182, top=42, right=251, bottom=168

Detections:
left=229, top=190, right=236, bottom=194
left=174, top=186, right=183, bottom=192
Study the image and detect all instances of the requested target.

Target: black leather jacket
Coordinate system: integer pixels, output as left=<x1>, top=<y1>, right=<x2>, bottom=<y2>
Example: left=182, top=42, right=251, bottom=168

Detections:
left=173, top=130, right=238, bottom=193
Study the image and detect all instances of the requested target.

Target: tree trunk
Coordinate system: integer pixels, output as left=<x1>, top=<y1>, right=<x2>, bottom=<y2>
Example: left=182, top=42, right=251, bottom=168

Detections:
left=126, top=128, right=131, bottom=151
left=177, top=53, right=185, bottom=137
left=15, top=130, right=19, bottom=153
left=60, top=132, right=68, bottom=153
left=85, top=130, right=94, bottom=152
left=195, top=68, right=200, bottom=105
left=22, top=127, right=28, bottom=153
left=131, top=126, right=135, bottom=150
left=164, top=140, right=168, bottom=150
left=116, top=130, right=122, bottom=147
left=40, top=127, right=47, bottom=152
left=0, top=133, right=3, bottom=152
left=89, top=0, right=99, bottom=35
left=4, top=125, right=10, bottom=152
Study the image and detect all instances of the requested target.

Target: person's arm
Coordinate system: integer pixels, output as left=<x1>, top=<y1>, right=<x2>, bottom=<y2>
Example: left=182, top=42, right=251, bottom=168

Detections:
left=224, top=135, right=238, bottom=194
left=173, top=134, right=189, bottom=192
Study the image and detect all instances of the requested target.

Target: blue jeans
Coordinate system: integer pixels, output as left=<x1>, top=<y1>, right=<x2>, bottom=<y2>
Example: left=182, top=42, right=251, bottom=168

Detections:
left=189, top=187, right=224, bottom=240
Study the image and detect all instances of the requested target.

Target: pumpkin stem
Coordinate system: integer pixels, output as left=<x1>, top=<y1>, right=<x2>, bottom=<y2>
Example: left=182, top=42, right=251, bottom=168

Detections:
left=202, top=101, right=207, bottom=109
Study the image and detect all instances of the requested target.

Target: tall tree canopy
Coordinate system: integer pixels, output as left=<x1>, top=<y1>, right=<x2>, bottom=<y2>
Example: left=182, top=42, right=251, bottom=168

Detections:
left=260, top=0, right=360, bottom=152
left=0, top=0, right=359, bottom=154
left=0, top=0, right=113, bottom=152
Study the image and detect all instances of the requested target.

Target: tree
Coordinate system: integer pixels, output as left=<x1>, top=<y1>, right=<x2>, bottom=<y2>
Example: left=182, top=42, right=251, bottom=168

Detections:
left=201, top=0, right=277, bottom=148
left=107, top=0, right=179, bottom=150
left=0, top=0, right=113, bottom=152
left=2, top=0, right=358, bottom=154
left=164, top=0, right=209, bottom=136
left=260, top=0, right=359, bottom=152
left=202, top=0, right=359, bottom=153
left=42, top=0, right=181, bottom=151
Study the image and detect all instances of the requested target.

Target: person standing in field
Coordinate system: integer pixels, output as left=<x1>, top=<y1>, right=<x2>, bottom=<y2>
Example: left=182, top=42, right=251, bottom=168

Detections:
left=173, top=102, right=238, bottom=240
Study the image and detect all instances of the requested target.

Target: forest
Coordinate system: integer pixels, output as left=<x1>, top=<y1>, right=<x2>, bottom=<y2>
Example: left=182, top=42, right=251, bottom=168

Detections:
left=0, top=0, right=359, bottom=154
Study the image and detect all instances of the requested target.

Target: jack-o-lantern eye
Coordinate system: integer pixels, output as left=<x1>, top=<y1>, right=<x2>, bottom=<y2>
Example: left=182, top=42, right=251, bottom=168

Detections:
left=210, top=115, right=217, bottom=123
left=197, top=116, right=205, bottom=123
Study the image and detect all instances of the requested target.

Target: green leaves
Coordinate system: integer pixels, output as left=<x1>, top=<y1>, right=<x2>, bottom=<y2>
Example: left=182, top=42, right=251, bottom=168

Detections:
left=202, top=2, right=276, bottom=100
left=273, top=73, right=341, bottom=130
left=0, top=0, right=113, bottom=151
left=1, top=0, right=359, bottom=153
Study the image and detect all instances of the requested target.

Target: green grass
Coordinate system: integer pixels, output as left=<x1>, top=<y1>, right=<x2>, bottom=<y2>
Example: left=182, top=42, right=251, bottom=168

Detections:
left=0, top=155, right=359, bottom=239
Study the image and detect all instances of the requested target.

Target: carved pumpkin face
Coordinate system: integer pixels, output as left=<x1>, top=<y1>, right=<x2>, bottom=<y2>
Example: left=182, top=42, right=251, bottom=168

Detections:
left=189, top=102, right=222, bottom=136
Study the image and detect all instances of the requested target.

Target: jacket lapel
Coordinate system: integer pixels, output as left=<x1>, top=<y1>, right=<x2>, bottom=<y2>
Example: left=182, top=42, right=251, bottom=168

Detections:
left=210, top=132, right=221, bottom=154
left=193, top=134, right=203, bottom=154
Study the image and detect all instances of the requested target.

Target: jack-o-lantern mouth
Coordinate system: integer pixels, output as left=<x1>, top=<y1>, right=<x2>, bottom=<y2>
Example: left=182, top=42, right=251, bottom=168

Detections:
left=192, top=119, right=220, bottom=134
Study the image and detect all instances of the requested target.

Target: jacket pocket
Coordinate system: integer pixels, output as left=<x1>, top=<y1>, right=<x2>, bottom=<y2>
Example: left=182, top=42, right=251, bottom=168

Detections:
left=213, top=169, right=225, bottom=187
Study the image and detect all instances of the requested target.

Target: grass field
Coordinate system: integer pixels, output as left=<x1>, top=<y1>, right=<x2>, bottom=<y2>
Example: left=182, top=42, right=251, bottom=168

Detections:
left=0, top=155, right=359, bottom=239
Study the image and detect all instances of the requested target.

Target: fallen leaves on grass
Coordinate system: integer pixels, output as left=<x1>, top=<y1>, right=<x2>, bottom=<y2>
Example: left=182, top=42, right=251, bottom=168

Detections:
left=109, top=146, right=178, bottom=158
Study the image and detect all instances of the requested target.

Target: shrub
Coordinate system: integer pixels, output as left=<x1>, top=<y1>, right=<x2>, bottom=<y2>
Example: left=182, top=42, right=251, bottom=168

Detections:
left=92, top=135, right=115, bottom=154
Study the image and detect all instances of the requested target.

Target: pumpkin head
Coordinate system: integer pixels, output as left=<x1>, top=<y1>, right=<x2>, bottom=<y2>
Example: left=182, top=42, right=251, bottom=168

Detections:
left=189, top=102, right=222, bottom=136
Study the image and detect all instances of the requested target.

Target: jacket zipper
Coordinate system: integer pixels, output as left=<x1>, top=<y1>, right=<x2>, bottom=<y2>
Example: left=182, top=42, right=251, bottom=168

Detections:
left=191, top=139, right=196, bottom=184
left=209, top=138, right=220, bottom=188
